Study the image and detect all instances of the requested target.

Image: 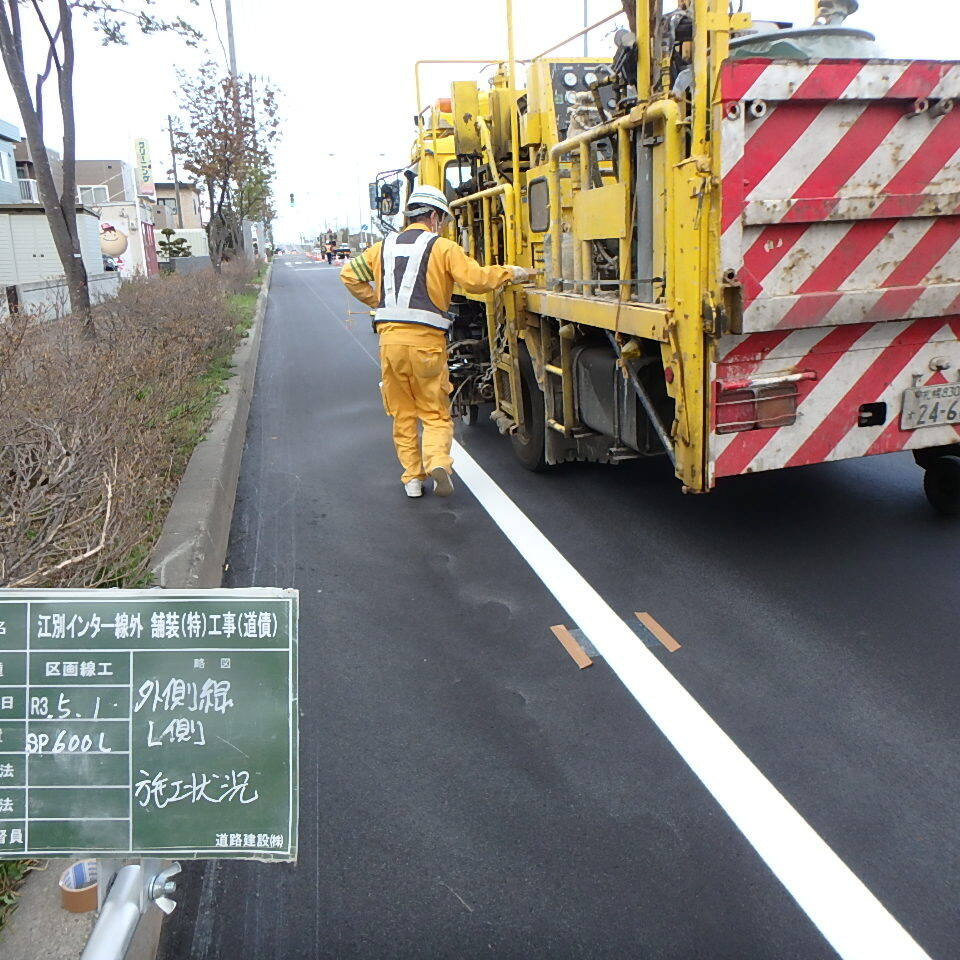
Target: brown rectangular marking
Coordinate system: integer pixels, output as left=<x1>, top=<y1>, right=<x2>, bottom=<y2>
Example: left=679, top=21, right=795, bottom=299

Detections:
left=635, top=612, right=681, bottom=652
left=549, top=624, right=594, bottom=670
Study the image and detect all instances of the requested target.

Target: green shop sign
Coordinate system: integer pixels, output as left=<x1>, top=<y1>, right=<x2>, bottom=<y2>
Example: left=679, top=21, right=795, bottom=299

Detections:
left=0, top=588, right=298, bottom=861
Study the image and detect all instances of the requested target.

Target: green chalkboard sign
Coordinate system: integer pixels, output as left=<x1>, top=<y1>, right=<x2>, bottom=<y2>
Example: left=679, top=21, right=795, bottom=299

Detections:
left=0, top=588, right=298, bottom=861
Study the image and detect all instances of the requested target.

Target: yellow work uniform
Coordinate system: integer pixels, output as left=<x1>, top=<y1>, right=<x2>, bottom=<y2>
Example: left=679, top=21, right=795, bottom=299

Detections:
left=340, top=224, right=512, bottom=484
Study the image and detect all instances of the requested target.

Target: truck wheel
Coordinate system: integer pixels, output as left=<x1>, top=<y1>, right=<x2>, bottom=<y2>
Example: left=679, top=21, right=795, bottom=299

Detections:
left=914, top=445, right=960, bottom=470
left=510, top=348, right=547, bottom=472
left=923, top=456, right=960, bottom=516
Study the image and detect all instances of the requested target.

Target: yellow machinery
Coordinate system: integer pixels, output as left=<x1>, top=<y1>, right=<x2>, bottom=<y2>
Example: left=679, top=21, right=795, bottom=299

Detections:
left=382, top=3, right=746, bottom=492
left=370, top=1, right=960, bottom=512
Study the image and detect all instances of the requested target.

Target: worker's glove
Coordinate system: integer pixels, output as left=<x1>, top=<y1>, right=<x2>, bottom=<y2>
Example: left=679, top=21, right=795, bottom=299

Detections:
left=509, top=265, right=534, bottom=284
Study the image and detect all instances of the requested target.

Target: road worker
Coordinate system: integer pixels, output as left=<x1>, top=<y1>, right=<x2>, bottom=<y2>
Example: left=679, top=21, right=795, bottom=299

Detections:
left=340, top=185, right=532, bottom=498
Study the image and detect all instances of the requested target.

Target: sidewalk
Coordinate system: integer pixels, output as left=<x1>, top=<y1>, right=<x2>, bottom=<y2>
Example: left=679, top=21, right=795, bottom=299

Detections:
left=0, top=860, right=93, bottom=960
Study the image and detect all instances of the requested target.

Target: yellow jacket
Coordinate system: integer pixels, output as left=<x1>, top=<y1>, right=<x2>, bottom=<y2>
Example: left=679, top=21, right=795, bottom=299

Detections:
left=340, top=224, right=513, bottom=347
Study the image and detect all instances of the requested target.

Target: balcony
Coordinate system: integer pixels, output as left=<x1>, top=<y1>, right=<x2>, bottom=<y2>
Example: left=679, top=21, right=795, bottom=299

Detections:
left=18, top=178, right=39, bottom=202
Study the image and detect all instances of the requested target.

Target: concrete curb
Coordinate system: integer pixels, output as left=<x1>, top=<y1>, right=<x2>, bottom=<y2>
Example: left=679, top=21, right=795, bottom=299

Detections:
left=126, top=262, right=273, bottom=960
left=150, top=261, right=272, bottom=588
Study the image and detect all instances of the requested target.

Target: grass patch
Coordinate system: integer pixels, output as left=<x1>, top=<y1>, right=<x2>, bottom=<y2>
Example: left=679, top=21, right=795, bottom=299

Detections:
left=175, top=274, right=262, bottom=470
left=0, top=860, right=39, bottom=928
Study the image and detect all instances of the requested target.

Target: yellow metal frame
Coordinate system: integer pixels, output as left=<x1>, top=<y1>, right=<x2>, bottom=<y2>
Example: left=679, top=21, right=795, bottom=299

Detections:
left=409, top=1, right=752, bottom=491
left=531, top=0, right=748, bottom=490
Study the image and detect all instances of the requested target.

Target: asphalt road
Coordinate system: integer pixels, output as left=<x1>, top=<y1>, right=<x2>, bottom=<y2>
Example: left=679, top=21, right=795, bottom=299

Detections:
left=158, top=256, right=959, bottom=960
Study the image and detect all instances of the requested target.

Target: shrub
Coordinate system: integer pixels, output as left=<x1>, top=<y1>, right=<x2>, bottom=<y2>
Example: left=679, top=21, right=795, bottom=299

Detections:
left=0, top=261, right=258, bottom=588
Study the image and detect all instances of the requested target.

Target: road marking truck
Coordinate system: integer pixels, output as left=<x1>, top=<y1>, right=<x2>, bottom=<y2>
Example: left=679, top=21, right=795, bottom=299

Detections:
left=370, top=1, right=960, bottom=514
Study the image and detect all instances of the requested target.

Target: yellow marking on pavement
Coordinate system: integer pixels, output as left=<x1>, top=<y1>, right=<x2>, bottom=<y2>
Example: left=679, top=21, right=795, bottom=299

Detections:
left=635, top=612, right=681, bottom=652
left=550, top=624, right=593, bottom=670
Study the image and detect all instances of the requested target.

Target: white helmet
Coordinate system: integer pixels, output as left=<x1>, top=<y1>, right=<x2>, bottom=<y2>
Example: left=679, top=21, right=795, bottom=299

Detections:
left=404, top=184, right=452, bottom=219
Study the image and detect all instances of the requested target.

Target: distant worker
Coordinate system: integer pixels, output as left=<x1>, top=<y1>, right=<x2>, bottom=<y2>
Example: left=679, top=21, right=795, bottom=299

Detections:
left=340, top=185, right=532, bottom=498
left=325, top=239, right=337, bottom=265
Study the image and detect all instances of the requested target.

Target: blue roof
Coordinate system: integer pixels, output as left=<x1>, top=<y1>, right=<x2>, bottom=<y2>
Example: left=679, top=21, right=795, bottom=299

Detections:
left=0, top=118, right=21, bottom=144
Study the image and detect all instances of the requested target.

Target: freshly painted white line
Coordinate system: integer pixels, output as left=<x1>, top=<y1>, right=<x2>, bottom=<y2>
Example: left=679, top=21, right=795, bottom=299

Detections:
left=451, top=441, right=930, bottom=960
left=301, top=264, right=930, bottom=959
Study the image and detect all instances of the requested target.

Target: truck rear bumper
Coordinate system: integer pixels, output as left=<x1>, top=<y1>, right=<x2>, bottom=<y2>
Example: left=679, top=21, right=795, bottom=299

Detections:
left=709, top=317, right=960, bottom=481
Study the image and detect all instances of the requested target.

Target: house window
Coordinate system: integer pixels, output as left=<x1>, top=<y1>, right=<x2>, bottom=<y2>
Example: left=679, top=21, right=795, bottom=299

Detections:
left=79, top=184, right=108, bottom=205
left=0, top=151, right=12, bottom=183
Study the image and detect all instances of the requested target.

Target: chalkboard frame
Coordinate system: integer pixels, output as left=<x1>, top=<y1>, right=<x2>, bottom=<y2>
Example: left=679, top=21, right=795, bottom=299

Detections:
left=0, top=587, right=299, bottom=862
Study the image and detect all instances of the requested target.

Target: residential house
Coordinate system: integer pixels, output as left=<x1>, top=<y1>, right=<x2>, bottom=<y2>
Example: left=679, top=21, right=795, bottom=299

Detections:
left=14, top=139, right=64, bottom=202
left=154, top=181, right=204, bottom=229
left=0, top=120, right=118, bottom=318
left=0, top=119, right=21, bottom=203
left=75, top=159, right=137, bottom=205
left=76, top=158, right=159, bottom=279
left=151, top=182, right=211, bottom=266
left=98, top=199, right=160, bottom=278
left=242, top=219, right=267, bottom=261
left=155, top=178, right=265, bottom=263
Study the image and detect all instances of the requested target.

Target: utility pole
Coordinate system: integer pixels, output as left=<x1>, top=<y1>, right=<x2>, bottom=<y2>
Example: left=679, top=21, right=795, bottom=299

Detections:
left=167, top=115, right=185, bottom=229
left=583, top=0, right=588, bottom=56
left=225, top=0, right=238, bottom=78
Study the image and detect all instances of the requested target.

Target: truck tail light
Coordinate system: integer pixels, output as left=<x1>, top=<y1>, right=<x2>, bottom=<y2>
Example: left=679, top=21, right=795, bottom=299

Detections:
left=716, top=381, right=801, bottom=434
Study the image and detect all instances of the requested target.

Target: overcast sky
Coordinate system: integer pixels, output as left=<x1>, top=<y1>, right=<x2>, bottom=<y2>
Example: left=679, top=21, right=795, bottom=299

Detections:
left=0, top=1, right=957, bottom=243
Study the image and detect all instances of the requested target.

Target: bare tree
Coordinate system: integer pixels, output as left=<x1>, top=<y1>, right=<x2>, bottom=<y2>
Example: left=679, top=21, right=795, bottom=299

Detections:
left=0, top=1, right=201, bottom=324
left=174, top=61, right=279, bottom=272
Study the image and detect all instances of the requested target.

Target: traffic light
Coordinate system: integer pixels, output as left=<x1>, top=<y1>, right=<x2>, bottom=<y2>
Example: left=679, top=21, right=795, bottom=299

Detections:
left=289, top=192, right=295, bottom=206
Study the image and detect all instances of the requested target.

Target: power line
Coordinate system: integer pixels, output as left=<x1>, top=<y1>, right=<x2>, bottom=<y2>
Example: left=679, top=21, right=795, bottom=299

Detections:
left=207, top=0, right=229, bottom=66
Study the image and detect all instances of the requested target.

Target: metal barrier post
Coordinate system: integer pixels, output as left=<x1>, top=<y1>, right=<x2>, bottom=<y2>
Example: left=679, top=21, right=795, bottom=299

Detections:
left=81, top=861, right=181, bottom=960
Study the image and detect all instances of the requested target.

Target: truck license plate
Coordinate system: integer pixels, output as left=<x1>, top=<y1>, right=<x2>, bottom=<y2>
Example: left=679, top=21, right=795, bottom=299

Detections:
left=900, top=383, right=960, bottom=430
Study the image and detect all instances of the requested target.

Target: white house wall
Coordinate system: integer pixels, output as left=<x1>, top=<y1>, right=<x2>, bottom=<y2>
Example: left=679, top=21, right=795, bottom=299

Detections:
left=78, top=211, right=104, bottom=276
left=157, top=227, right=209, bottom=259
left=0, top=214, right=16, bottom=285
left=10, top=214, right=59, bottom=283
left=6, top=271, right=119, bottom=320
left=0, top=210, right=103, bottom=285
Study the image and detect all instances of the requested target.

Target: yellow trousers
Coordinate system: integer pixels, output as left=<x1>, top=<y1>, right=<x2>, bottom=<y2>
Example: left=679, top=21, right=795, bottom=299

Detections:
left=379, top=342, right=454, bottom=484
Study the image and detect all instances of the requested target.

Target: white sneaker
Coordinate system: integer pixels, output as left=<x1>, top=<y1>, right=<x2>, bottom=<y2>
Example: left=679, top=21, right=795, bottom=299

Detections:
left=404, top=479, right=424, bottom=498
left=430, top=467, right=454, bottom=497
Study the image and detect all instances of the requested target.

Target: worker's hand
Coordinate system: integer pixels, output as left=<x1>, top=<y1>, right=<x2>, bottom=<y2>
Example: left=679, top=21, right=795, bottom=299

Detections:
left=508, top=265, right=535, bottom=284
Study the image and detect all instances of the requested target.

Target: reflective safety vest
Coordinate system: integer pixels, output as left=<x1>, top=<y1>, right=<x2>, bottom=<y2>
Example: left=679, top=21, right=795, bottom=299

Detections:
left=374, top=229, right=451, bottom=332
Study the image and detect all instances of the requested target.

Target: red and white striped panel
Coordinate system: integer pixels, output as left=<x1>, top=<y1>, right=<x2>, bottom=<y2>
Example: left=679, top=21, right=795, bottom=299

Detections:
left=710, top=319, right=960, bottom=480
left=719, top=59, right=960, bottom=333
left=721, top=60, right=960, bottom=105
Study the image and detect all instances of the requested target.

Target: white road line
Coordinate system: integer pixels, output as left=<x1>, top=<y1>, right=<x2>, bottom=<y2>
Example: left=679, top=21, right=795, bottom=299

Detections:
left=293, top=264, right=932, bottom=960
left=452, top=443, right=929, bottom=960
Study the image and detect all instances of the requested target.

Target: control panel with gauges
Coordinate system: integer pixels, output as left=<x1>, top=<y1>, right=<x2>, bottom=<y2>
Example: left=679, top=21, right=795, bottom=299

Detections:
left=549, top=61, right=618, bottom=137
left=522, top=58, right=616, bottom=147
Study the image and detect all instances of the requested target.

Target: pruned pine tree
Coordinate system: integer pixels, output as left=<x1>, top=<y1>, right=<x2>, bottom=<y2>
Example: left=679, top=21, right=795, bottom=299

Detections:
left=158, top=227, right=191, bottom=259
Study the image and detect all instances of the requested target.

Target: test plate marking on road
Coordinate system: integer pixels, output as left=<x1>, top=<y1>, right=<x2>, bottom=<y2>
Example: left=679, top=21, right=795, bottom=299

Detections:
left=0, top=588, right=298, bottom=861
